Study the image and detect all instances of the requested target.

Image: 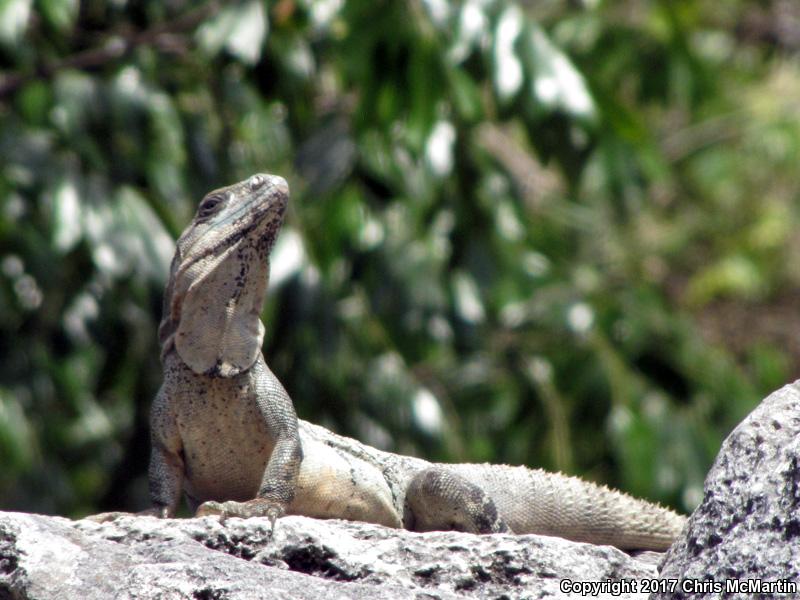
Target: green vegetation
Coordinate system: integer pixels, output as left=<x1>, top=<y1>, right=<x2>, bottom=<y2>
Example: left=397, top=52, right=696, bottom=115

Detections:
left=1, top=0, right=798, bottom=516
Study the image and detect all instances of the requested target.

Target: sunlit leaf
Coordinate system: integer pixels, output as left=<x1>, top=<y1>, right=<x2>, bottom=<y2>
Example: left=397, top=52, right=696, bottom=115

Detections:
left=452, top=270, right=485, bottom=324
left=492, top=5, right=524, bottom=101
left=51, top=175, right=82, bottom=253
left=424, top=120, right=456, bottom=177
left=84, top=186, right=174, bottom=283
left=197, top=1, right=268, bottom=65
left=685, top=255, right=766, bottom=306
left=525, top=24, right=596, bottom=119
left=0, top=0, right=31, bottom=45
left=448, top=0, right=488, bottom=64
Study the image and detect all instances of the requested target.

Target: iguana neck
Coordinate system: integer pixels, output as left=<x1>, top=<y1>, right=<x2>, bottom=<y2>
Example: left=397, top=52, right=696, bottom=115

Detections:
left=158, top=174, right=289, bottom=377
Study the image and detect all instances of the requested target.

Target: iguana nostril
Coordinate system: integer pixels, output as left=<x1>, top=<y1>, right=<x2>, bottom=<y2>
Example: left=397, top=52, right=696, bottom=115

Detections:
left=248, top=174, right=267, bottom=190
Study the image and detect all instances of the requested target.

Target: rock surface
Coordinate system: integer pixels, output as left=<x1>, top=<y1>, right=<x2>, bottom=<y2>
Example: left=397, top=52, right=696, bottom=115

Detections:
left=655, top=380, right=800, bottom=599
left=7, top=381, right=800, bottom=599
left=0, top=510, right=661, bottom=599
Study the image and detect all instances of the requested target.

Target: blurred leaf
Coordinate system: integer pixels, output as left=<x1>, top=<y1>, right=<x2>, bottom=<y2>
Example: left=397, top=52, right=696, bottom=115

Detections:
left=747, top=344, right=789, bottom=393
left=447, top=0, right=488, bottom=65
left=197, top=0, right=268, bottom=65
left=146, top=92, right=186, bottom=199
left=686, top=254, right=766, bottom=306
left=16, top=80, right=51, bottom=125
left=0, top=0, right=31, bottom=46
left=37, top=0, right=78, bottom=33
left=0, top=388, right=35, bottom=470
left=83, top=186, right=174, bottom=283
left=492, top=5, right=524, bottom=102
left=446, top=66, right=483, bottom=122
left=51, top=71, right=98, bottom=137
left=524, top=23, right=595, bottom=120
left=51, top=175, right=82, bottom=253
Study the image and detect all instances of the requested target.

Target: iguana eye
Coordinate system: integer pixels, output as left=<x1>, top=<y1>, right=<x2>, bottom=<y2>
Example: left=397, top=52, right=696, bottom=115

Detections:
left=197, top=194, right=223, bottom=218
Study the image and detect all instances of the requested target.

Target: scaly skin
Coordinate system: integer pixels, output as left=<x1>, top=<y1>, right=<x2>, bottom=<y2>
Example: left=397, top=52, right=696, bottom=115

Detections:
left=291, top=421, right=686, bottom=551
left=150, top=173, right=301, bottom=530
left=145, top=173, right=685, bottom=550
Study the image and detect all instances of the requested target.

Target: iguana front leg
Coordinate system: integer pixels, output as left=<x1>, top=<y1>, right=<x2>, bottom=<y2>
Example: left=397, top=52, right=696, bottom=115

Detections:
left=195, top=365, right=303, bottom=533
left=194, top=428, right=302, bottom=529
left=149, top=385, right=184, bottom=518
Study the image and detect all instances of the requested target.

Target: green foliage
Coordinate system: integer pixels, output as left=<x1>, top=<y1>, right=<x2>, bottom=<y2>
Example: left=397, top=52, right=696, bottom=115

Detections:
left=1, top=0, right=798, bottom=516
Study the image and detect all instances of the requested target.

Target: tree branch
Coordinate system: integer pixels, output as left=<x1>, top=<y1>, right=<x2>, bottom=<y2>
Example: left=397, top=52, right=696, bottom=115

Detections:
left=0, top=1, right=220, bottom=99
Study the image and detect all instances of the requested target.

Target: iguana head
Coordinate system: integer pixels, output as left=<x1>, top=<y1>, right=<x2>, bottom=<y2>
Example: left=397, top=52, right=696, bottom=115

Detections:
left=159, top=173, right=289, bottom=377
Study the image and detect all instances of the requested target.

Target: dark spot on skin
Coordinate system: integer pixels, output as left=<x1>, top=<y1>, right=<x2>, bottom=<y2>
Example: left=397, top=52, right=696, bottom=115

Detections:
left=473, top=503, right=508, bottom=533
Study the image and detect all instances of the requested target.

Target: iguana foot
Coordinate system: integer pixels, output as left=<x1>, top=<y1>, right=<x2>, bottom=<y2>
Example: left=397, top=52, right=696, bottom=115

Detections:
left=195, top=499, right=285, bottom=536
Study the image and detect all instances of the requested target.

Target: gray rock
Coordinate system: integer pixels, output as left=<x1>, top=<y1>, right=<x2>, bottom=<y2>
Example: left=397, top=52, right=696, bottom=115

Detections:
left=654, top=380, right=800, bottom=599
left=0, top=509, right=660, bottom=599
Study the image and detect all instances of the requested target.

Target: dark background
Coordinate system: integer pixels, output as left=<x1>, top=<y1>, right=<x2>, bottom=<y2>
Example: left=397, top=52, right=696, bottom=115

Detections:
left=1, top=0, right=799, bottom=517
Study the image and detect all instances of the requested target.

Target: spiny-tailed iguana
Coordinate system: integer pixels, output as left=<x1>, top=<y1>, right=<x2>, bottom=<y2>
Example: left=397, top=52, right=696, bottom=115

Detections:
left=143, top=173, right=685, bottom=551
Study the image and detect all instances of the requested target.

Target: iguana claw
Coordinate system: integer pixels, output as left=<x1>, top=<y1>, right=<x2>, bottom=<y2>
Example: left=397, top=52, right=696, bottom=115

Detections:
left=195, top=499, right=285, bottom=536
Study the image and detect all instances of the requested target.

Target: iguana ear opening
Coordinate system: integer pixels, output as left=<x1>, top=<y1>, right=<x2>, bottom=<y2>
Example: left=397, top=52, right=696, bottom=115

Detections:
left=172, top=245, right=268, bottom=377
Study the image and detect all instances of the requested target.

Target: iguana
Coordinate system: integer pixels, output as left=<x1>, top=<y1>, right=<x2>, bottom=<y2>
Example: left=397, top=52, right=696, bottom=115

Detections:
left=140, top=173, right=685, bottom=551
